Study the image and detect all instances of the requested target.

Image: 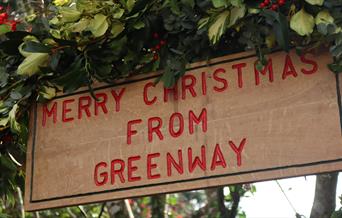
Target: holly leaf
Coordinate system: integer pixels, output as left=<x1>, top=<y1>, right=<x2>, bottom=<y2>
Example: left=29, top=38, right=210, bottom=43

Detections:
left=22, top=41, right=51, bottom=53
left=53, top=56, right=87, bottom=93
left=262, top=10, right=290, bottom=51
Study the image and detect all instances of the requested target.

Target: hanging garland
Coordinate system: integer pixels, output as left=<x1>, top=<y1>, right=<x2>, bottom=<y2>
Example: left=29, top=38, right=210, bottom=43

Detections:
left=0, top=0, right=341, bottom=203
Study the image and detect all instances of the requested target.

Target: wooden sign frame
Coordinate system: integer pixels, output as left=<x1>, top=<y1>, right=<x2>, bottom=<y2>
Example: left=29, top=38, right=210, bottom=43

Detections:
left=25, top=50, right=342, bottom=211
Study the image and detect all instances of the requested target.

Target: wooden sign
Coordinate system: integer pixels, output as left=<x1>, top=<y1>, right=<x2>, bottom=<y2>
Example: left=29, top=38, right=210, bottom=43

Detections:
left=25, top=50, right=342, bottom=211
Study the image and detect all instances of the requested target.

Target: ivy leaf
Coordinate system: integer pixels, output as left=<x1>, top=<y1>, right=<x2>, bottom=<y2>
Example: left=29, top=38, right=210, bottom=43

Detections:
left=198, top=17, right=210, bottom=29
left=208, top=10, right=230, bottom=44
left=89, top=14, right=109, bottom=37
left=126, top=0, right=136, bottom=12
left=133, top=20, right=145, bottom=29
left=0, top=117, right=9, bottom=127
left=113, top=8, right=125, bottom=19
left=17, top=53, right=49, bottom=76
left=231, top=0, right=244, bottom=7
left=111, top=21, right=125, bottom=38
left=59, top=7, right=81, bottom=23
left=0, top=24, right=11, bottom=35
left=38, top=86, right=56, bottom=101
left=305, top=0, right=324, bottom=6
left=168, top=0, right=181, bottom=15
left=315, top=10, right=334, bottom=25
left=228, top=5, right=246, bottom=27
left=181, top=0, right=195, bottom=8
left=212, top=0, right=229, bottom=8
left=22, top=41, right=51, bottom=53
left=290, top=9, right=315, bottom=36
left=8, top=104, right=21, bottom=134
left=69, top=18, right=91, bottom=32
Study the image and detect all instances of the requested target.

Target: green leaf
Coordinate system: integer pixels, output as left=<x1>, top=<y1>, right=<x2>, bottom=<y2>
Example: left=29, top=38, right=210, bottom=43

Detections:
left=0, top=117, right=9, bottom=127
left=315, top=10, right=334, bottom=25
left=212, top=0, right=228, bottom=8
left=133, top=20, right=145, bottom=29
left=38, top=86, right=56, bottom=101
left=113, top=8, right=125, bottom=19
left=198, top=17, right=210, bottom=29
left=126, top=0, right=136, bottom=12
left=0, top=39, right=22, bottom=55
left=69, top=18, right=91, bottom=32
left=0, top=70, right=8, bottom=88
left=89, top=14, right=109, bottom=37
left=262, top=11, right=290, bottom=51
left=208, top=10, right=230, bottom=44
left=231, top=0, right=244, bottom=7
left=22, top=41, right=51, bottom=53
left=111, top=21, right=125, bottom=38
left=161, top=68, right=176, bottom=87
left=0, top=24, right=11, bottom=35
left=17, top=53, right=49, bottom=76
left=168, top=0, right=181, bottom=15
left=53, top=56, right=87, bottom=93
left=5, top=31, right=33, bottom=40
left=8, top=104, right=21, bottom=134
left=59, top=7, right=81, bottom=23
left=181, top=0, right=195, bottom=8
left=305, top=0, right=324, bottom=6
left=228, top=5, right=246, bottom=27
left=290, top=9, right=315, bottom=36
left=9, top=91, right=22, bottom=100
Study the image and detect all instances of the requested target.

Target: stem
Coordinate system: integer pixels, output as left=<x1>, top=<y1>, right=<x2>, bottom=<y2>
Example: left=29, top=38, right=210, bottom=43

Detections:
left=217, top=187, right=229, bottom=218
left=124, top=199, right=134, bottom=218
left=16, top=187, right=25, bottom=218
left=98, top=202, right=106, bottom=218
left=78, top=205, right=88, bottom=218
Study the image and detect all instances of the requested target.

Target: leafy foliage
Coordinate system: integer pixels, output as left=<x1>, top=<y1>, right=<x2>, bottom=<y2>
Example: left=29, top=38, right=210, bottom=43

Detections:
left=0, top=0, right=341, bottom=216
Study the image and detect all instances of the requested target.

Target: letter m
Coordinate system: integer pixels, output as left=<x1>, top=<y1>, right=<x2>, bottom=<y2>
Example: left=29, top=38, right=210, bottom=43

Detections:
left=42, top=102, right=57, bottom=127
left=189, top=108, right=207, bottom=134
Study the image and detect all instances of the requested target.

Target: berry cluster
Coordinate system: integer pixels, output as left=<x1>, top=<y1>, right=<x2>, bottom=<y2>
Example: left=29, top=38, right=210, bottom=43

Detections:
left=0, top=6, right=18, bottom=31
left=150, top=33, right=167, bottom=61
left=259, top=0, right=286, bottom=10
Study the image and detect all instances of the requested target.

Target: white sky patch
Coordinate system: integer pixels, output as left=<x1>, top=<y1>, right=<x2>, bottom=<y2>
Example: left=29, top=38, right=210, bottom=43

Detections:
left=239, top=174, right=342, bottom=218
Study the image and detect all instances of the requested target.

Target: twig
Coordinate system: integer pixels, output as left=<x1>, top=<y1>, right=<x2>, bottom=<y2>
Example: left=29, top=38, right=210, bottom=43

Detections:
left=98, top=202, right=106, bottom=218
left=16, top=187, right=25, bottom=218
left=78, top=205, right=88, bottom=218
left=124, top=199, right=134, bottom=218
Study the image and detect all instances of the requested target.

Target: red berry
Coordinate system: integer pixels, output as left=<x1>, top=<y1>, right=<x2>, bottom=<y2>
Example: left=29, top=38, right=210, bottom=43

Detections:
left=264, top=0, right=270, bottom=5
left=0, top=6, right=3, bottom=11
left=160, top=40, right=166, bottom=45
left=153, top=32, right=159, bottom=39
left=260, top=2, right=266, bottom=8
left=155, top=44, right=161, bottom=50
left=10, top=21, right=17, bottom=31
left=0, top=13, right=8, bottom=20
left=271, top=4, right=278, bottom=10
left=278, top=0, right=285, bottom=5
left=153, top=53, right=159, bottom=61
